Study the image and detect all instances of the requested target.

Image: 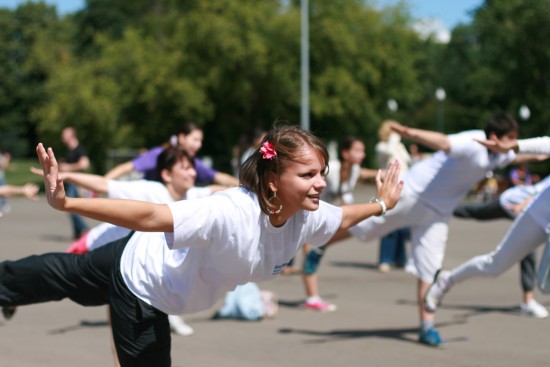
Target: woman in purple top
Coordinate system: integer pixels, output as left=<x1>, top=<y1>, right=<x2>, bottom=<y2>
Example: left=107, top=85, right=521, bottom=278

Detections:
left=105, top=123, right=239, bottom=187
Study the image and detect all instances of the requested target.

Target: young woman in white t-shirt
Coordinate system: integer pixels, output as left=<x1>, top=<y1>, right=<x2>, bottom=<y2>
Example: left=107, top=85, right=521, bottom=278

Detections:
left=12, top=147, right=222, bottom=364
left=0, top=126, right=403, bottom=366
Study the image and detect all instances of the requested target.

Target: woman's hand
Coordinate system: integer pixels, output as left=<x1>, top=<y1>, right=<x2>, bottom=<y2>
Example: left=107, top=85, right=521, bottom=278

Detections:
left=474, top=138, right=518, bottom=153
left=36, top=143, right=67, bottom=211
left=389, top=122, right=413, bottom=139
left=21, top=183, right=39, bottom=201
left=374, top=160, right=403, bottom=211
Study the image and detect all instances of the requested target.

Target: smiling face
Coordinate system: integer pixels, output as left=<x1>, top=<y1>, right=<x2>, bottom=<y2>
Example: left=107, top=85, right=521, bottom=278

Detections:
left=162, top=156, right=197, bottom=199
left=342, top=140, right=366, bottom=165
left=269, top=147, right=327, bottom=215
left=178, top=129, right=203, bottom=157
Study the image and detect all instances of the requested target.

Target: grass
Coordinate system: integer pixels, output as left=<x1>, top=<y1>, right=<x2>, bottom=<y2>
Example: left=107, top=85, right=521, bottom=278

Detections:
left=5, top=158, right=44, bottom=187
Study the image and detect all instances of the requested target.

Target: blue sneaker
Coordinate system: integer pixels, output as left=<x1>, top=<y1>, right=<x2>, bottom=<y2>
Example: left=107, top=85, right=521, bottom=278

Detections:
left=419, top=327, right=442, bottom=347
left=303, top=248, right=324, bottom=275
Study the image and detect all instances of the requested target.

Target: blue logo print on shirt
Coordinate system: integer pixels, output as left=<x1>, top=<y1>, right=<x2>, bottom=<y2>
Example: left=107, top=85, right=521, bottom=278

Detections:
left=273, top=261, right=293, bottom=275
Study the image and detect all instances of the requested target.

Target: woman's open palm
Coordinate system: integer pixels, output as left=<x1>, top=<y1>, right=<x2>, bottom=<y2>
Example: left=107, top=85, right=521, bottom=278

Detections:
left=36, top=143, right=66, bottom=210
left=375, top=160, right=403, bottom=210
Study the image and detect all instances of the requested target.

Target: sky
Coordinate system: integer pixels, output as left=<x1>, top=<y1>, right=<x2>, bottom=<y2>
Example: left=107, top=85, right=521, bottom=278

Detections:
left=0, top=0, right=483, bottom=42
left=379, top=0, right=483, bottom=43
left=379, top=0, right=482, bottom=29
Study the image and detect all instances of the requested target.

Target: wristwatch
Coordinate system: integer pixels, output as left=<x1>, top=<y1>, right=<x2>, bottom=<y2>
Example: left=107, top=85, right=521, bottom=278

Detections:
left=369, top=197, right=387, bottom=216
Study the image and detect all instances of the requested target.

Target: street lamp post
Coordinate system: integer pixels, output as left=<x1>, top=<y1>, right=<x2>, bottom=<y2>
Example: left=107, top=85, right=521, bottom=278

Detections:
left=300, top=0, right=309, bottom=131
left=435, top=88, right=446, bottom=132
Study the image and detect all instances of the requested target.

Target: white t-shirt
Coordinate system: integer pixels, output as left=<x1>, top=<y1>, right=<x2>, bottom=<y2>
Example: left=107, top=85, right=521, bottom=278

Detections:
left=120, top=186, right=342, bottom=315
left=323, top=160, right=361, bottom=205
left=87, top=180, right=212, bottom=251
left=518, top=137, right=550, bottom=154
left=500, top=175, right=550, bottom=218
left=405, top=130, right=516, bottom=215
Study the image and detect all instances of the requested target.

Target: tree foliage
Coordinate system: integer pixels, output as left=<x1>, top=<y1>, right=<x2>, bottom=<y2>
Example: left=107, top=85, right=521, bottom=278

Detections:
left=439, top=0, right=550, bottom=138
left=0, top=0, right=548, bottom=173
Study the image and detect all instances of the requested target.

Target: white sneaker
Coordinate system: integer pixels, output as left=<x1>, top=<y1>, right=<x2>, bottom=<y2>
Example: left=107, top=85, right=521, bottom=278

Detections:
left=520, top=299, right=549, bottom=319
left=168, top=315, right=194, bottom=336
left=424, top=270, right=452, bottom=313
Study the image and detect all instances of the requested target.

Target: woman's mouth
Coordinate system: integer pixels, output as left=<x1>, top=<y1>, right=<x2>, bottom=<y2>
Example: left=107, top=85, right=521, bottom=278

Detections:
left=307, top=194, right=320, bottom=203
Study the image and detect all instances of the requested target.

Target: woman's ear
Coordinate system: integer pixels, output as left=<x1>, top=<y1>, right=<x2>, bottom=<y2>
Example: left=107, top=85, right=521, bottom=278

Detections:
left=268, top=174, right=278, bottom=194
left=161, top=169, right=172, bottom=184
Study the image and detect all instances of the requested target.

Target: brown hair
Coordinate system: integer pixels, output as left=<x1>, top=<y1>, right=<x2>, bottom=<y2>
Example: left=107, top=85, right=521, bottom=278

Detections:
left=154, top=147, right=194, bottom=183
left=239, top=125, right=328, bottom=215
left=378, top=120, right=396, bottom=141
left=484, top=112, right=519, bottom=138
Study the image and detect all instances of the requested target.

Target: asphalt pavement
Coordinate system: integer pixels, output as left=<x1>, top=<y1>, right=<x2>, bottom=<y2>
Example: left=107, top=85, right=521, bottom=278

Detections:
left=1, top=186, right=548, bottom=367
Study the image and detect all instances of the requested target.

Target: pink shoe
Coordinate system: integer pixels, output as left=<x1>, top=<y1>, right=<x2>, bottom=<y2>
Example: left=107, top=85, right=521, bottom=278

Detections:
left=66, top=232, right=90, bottom=254
left=304, top=299, right=337, bottom=312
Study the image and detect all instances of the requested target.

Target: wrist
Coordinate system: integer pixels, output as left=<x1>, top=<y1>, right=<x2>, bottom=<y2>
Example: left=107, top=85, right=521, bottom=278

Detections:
left=369, top=196, right=387, bottom=216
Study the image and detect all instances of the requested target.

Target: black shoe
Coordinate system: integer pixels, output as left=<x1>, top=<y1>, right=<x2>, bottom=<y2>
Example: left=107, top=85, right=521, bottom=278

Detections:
left=2, top=306, right=16, bottom=320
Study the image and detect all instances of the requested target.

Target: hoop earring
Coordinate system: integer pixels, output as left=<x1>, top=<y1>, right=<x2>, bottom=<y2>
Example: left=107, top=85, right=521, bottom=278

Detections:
left=267, top=192, right=283, bottom=217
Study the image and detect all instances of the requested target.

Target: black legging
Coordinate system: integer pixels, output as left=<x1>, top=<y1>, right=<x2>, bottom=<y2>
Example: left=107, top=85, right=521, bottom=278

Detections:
left=454, top=198, right=536, bottom=292
left=0, top=234, right=172, bottom=366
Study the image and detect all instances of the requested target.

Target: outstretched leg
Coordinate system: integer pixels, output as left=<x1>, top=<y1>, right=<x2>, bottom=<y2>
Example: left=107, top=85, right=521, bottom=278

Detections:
left=425, top=209, right=547, bottom=313
left=0, top=245, right=115, bottom=308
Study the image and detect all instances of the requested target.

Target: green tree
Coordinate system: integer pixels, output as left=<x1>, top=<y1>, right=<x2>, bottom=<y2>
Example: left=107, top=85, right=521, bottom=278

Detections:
left=437, top=0, right=550, bottom=138
left=306, top=0, right=425, bottom=157
left=25, top=0, right=445, bottom=172
left=0, top=3, right=70, bottom=156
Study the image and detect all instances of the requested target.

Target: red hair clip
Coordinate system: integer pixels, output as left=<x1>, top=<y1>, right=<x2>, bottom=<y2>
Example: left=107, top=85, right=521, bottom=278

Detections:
left=260, top=141, right=277, bottom=159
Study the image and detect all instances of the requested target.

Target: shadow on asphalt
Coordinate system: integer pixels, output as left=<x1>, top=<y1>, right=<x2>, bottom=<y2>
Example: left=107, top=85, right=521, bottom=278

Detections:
left=48, top=319, right=109, bottom=334
left=396, top=298, right=523, bottom=319
left=278, top=319, right=466, bottom=346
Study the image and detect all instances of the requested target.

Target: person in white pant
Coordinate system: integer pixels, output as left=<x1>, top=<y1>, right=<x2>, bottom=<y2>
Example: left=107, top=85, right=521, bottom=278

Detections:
left=328, top=113, right=541, bottom=346
left=452, top=174, right=550, bottom=317
left=425, top=136, right=550, bottom=324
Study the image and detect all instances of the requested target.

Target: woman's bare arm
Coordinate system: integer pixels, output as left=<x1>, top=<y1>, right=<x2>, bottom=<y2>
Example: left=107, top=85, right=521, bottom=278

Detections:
left=31, top=167, right=110, bottom=194
left=37, top=143, right=173, bottom=232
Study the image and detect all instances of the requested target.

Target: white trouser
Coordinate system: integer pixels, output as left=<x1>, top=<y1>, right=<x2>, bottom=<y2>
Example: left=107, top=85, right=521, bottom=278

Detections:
left=451, top=193, right=549, bottom=284
left=349, top=188, right=450, bottom=283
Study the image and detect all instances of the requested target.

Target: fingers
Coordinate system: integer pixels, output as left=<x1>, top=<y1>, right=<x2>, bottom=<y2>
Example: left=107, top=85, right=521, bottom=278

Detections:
left=474, top=139, right=494, bottom=148
left=389, top=122, right=403, bottom=133
left=385, top=160, right=400, bottom=185
left=375, top=169, right=383, bottom=191
left=36, top=143, right=48, bottom=169
left=29, top=167, right=45, bottom=177
left=23, top=183, right=40, bottom=201
left=376, top=160, right=403, bottom=210
left=474, top=139, right=511, bottom=153
left=389, top=123, right=410, bottom=138
left=36, top=143, right=59, bottom=190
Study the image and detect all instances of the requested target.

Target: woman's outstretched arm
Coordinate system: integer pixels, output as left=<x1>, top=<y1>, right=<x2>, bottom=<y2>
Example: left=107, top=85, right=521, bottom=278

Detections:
left=31, top=167, right=110, bottom=194
left=37, top=143, right=173, bottom=232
